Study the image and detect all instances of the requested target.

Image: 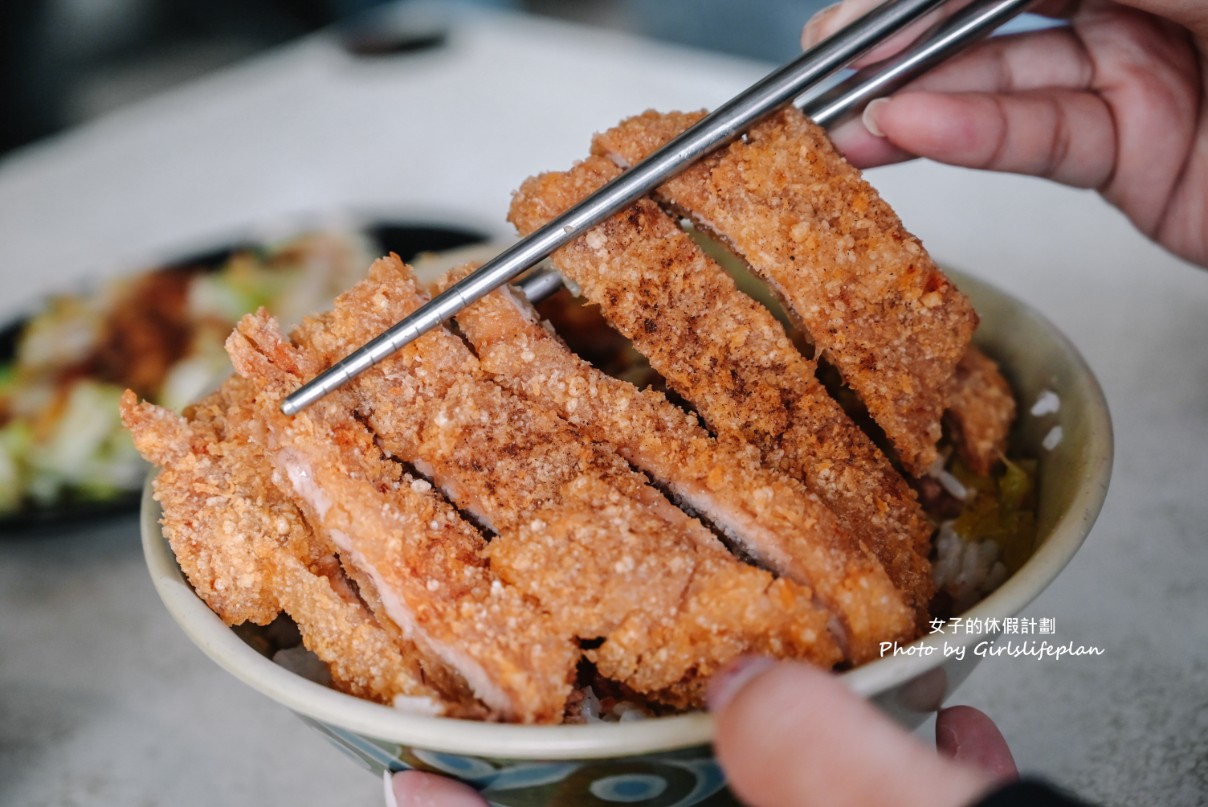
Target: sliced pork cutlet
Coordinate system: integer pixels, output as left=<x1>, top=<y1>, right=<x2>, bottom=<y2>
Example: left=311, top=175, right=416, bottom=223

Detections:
left=120, top=382, right=449, bottom=711
left=592, top=108, right=978, bottom=478
left=945, top=346, right=1016, bottom=476
left=226, top=312, right=577, bottom=723
left=509, top=156, right=935, bottom=621
left=451, top=278, right=915, bottom=662
left=305, top=255, right=841, bottom=707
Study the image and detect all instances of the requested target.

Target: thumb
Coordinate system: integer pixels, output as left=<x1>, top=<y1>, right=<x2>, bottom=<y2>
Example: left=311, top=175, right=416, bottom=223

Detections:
left=708, top=658, right=995, bottom=807
left=385, top=770, right=487, bottom=807
left=937, top=705, right=1019, bottom=783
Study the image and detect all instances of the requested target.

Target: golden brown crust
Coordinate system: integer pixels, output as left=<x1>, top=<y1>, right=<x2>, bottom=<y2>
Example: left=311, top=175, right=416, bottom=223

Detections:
left=227, top=311, right=576, bottom=722
left=592, top=108, right=977, bottom=477
left=121, top=99, right=1010, bottom=718
left=508, top=156, right=935, bottom=620
left=306, top=255, right=842, bottom=707
left=945, top=346, right=1016, bottom=475
left=121, top=383, right=444, bottom=708
left=451, top=278, right=915, bottom=661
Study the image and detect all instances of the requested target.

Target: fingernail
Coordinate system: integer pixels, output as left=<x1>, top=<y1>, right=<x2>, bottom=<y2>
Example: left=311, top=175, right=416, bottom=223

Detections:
left=802, top=3, right=841, bottom=49
left=383, top=769, right=399, bottom=807
left=937, top=722, right=960, bottom=758
left=707, top=656, right=777, bottom=712
left=390, top=770, right=488, bottom=807
left=862, top=98, right=889, bottom=138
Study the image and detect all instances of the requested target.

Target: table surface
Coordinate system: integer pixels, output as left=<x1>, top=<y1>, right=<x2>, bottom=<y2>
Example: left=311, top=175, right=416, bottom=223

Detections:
left=1, top=7, right=1205, bottom=807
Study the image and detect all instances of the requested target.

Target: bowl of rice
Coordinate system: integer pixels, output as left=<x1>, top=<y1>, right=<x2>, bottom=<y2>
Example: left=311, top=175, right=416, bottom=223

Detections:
left=141, top=267, right=1111, bottom=806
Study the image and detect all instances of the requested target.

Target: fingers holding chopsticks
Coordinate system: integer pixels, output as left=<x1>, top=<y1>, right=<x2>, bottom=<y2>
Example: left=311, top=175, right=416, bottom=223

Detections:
left=804, top=0, right=979, bottom=64
left=803, top=0, right=1082, bottom=61
left=809, top=0, right=1208, bottom=266
left=829, top=21, right=1119, bottom=188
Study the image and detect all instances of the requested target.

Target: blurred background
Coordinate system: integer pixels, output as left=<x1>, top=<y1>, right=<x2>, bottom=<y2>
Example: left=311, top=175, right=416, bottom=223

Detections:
left=0, top=0, right=830, bottom=156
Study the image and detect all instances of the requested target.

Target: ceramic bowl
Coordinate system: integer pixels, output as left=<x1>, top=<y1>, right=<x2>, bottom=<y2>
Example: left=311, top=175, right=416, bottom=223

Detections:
left=141, top=269, right=1112, bottom=806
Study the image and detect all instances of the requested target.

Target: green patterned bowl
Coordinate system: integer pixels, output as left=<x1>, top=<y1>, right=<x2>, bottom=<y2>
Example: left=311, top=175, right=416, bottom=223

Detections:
left=141, top=270, right=1111, bottom=806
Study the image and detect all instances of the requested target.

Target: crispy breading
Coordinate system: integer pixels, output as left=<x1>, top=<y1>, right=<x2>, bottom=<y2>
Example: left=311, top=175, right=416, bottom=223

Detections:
left=945, top=346, right=1016, bottom=475
left=226, top=312, right=579, bottom=723
left=303, top=255, right=842, bottom=706
left=123, top=380, right=283, bottom=627
left=592, top=108, right=978, bottom=477
left=121, top=96, right=1025, bottom=721
left=450, top=277, right=916, bottom=661
left=508, top=156, right=935, bottom=619
left=121, top=384, right=448, bottom=709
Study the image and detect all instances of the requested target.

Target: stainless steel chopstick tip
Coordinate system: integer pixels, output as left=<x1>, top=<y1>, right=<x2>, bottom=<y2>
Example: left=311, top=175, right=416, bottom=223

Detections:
left=280, top=356, right=360, bottom=415
left=280, top=268, right=564, bottom=414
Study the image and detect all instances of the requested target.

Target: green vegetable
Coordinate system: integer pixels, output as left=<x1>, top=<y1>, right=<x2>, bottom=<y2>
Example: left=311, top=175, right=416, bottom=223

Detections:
left=0, top=422, right=28, bottom=512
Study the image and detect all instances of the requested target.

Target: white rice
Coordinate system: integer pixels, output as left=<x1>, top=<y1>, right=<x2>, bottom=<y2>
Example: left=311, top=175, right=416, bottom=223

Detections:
left=926, top=449, right=970, bottom=501
left=1030, top=389, right=1061, bottom=416
left=1042, top=425, right=1064, bottom=451
left=575, top=685, right=650, bottom=723
left=932, top=521, right=1009, bottom=614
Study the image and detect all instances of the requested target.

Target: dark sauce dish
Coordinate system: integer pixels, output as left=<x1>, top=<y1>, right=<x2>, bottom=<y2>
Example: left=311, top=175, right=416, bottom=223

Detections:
left=0, top=219, right=488, bottom=535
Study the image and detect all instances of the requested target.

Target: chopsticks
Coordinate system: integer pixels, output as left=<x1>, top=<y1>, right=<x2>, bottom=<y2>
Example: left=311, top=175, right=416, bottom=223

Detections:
left=282, top=0, right=1033, bottom=415
left=803, top=0, right=1034, bottom=128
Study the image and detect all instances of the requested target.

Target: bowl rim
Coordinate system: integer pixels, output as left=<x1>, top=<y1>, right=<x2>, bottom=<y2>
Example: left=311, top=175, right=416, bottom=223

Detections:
left=141, top=269, right=1113, bottom=760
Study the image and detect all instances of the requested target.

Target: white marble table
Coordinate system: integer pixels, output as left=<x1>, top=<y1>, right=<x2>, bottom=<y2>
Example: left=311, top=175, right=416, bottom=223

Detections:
left=1, top=7, right=1205, bottom=806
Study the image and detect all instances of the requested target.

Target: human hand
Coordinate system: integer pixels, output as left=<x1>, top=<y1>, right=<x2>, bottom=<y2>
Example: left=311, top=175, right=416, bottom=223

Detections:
left=383, top=656, right=1016, bottom=807
left=383, top=768, right=486, bottom=807
left=804, top=0, right=1208, bottom=267
left=707, top=657, right=1017, bottom=807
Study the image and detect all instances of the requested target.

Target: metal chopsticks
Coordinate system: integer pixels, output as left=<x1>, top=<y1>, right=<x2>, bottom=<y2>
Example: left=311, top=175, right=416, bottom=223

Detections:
left=282, top=0, right=1032, bottom=415
left=803, top=0, right=1034, bottom=128
left=511, top=0, right=1035, bottom=305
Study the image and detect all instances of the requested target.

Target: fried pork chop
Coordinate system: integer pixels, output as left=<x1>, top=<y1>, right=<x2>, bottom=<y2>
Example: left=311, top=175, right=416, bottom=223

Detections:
left=945, top=346, right=1016, bottom=475
left=226, top=312, right=581, bottom=723
left=509, top=156, right=936, bottom=619
left=449, top=275, right=914, bottom=662
left=592, top=108, right=978, bottom=478
left=121, top=382, right=453, bottom=712
left=123, top=101, right=1020, bottom=722
left=297, top=255, right=842, bottom=708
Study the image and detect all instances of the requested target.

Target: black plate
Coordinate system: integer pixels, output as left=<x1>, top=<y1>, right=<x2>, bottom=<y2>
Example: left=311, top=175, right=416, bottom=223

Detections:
left=0, top=219, right=489, bottom=535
